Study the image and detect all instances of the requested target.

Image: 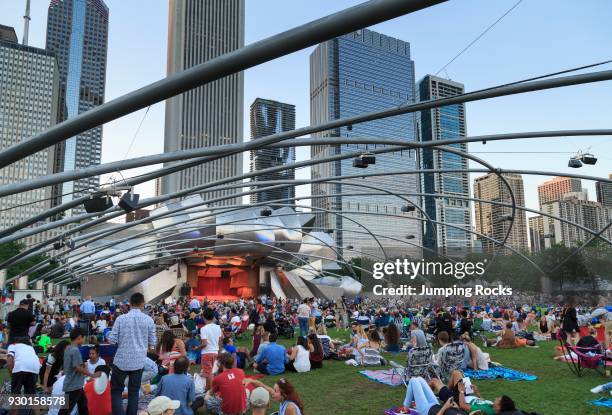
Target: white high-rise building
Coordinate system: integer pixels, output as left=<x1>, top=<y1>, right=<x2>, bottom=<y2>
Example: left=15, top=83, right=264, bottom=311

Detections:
left=542, top=192, right=612, bottom=248
left=163, top=0, right=245, bottom=206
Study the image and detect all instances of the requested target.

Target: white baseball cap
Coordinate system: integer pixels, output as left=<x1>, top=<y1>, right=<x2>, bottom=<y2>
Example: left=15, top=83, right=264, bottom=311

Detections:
left=249, top=387, right=270, bottom=408
left=93, top=372, right=108, bottom=395
left=147, top=396, right=181, bottom=415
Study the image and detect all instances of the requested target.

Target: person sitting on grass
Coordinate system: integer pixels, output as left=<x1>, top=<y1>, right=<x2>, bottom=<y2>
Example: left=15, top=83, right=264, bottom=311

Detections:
left=158, top=329, right=186, bottom=374
left=460, top=333, right=489, bottom=371
left=155, top=356, right=202, bottom=415
left=383, top=323, right=401, bottom=352
left=249, top=386, right=271, bottom=415
left=184, top=332, right=202, bottom=365
left=205, top=352, right=247, bottom=415
left=307, top=333, right=324, bottom=369
left=254, top=332, right=288, bottom=375
left=87, top=345, right=106, bottom=374
left=145, top=396, right=181, bottom=415
left=35, top=327, right=52, bottom=353
left=244, top=377, right=305, bottom=415
left=316, top=325, right=338, bottom=359
left=285, top=336, right=311, bottom=373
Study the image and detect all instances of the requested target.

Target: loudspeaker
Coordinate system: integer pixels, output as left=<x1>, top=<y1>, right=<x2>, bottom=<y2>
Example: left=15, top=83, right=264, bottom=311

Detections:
left=119, top=193, right=140, bottom=212
left=221, top=270, right=231, bottom=278
left=83, top=196, right=114, bottom=213
left=179, top=283, right=190, bottom=296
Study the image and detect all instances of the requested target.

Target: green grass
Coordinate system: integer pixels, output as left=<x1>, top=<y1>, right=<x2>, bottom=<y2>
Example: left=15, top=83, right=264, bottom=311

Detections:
left=3, top=331, right=610, bottom=414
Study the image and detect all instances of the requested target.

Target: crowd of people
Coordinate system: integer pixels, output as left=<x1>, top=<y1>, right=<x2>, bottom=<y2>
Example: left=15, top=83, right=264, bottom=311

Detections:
left=0, top=291, right=610, bottom=414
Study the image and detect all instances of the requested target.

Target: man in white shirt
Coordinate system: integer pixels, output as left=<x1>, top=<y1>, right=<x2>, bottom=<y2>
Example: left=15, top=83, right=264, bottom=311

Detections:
left=200, top=309, right=222, bottom=390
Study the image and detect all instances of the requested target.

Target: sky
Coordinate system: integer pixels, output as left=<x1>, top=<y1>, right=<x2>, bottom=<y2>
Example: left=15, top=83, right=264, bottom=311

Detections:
left=2, top=0, right=611, bottom=215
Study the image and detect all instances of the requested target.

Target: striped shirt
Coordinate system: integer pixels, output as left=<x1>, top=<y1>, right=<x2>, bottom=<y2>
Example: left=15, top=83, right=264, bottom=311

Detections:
left=108, top=308, right=156, bottom=371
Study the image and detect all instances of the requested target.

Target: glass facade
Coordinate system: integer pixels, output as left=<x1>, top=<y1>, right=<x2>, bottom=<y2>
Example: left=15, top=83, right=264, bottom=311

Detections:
left=249, top=99, right=296, bottom=205
left=46, top=0, right=108, bottom=214
left=418, top=75, right=472, bottom=256
left=310, top=29, right=422, bottom=259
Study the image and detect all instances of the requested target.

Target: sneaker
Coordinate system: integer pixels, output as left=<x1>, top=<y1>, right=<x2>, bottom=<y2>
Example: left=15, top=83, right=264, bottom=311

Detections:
left=591, top=385, right=604, bottom=393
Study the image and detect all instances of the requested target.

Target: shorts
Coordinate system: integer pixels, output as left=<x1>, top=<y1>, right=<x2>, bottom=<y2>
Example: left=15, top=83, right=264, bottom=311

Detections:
left=201, top=353, right=217, bottom=378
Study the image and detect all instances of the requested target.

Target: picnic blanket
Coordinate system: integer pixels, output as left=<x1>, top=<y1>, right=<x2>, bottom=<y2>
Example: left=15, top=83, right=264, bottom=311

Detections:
left=464, top=366, right=537, bottom=381
left=589, top=397, right=612, bottom=408
left=359, top=369, right=405, bottom=387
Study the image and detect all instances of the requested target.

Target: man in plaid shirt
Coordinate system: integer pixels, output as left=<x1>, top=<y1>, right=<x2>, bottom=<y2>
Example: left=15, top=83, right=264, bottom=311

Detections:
left=108, top=293, right=156, bottom=415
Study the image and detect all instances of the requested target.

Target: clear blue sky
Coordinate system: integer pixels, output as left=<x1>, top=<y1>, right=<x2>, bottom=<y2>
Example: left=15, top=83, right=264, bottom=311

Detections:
left=3, top=0, right=611, bottom=212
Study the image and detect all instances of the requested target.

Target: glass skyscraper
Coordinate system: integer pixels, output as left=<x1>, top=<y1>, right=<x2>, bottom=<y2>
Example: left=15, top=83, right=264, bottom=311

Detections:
left=0, top=25, right=59, bottom=247
left=46, top=0, right=109, bottom=214
left=249, top=98, right=296, bottom=205
left=310, top=29, right=421, bottom=259
left=418, top=75, right=472, bottom=256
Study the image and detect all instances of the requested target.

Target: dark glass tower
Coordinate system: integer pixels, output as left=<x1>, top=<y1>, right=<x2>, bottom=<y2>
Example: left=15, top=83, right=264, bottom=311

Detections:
left=46, top=0, right=108, bottom=214
left=310, top=29, right=421, bottom=259
left=418, top=75, right=472, bottom=256
left=249, top=99, right=296, bottom=205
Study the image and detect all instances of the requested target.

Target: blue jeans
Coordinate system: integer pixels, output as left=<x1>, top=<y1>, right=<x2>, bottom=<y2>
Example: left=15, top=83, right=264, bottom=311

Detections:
left=403, top=377, right=438, bottom=415
left=111, top=364, right=143, bottom=415
left=298, top=317, right=309, bottom=337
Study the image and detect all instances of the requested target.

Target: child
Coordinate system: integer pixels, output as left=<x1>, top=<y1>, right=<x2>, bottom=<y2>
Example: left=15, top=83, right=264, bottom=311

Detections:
left=184, top=332, right=202, bottom=365
left=35, top=327, right=52, bottom=353
left=87, top=345, right=106, bottom=374
left=155, top=356, right=201, bottom=415
left=60, top=327, right=100, bottom=415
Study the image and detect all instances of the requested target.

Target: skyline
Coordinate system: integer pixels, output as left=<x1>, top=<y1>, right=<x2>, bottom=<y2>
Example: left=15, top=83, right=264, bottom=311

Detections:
left=2, top=0, right=611, bottom=216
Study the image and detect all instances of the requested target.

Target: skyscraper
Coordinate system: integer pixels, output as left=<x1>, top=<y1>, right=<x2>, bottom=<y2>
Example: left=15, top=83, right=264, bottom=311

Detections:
left=418, top=75, right=471, bottom=256
left=473, top=173, right=528, bottom=253
left=528, top=215, right=545, bottom=253
left=542, top=192, right=612, bottom=248
left=249, top=99, right=296, bottom=205
left=310, top=29, right=421, bottom=259
left=537, top=176, right=582, bottom=206
left=163, top=0, right=245, bottom=206
left=0, top=25, right=59, bottom=247
left=595, top=174, right=612, bottom=209
left=46, top=0, right=109, bottom=214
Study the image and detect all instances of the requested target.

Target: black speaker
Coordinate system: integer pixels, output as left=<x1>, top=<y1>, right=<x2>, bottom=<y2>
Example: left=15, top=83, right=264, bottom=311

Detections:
left=83, top=196, right=114, bottom=213
left=179, top=283, right=191, bottom=296
left=119, top=193, right=140, bottom=212
left=221, top=270, right=231, bottom=278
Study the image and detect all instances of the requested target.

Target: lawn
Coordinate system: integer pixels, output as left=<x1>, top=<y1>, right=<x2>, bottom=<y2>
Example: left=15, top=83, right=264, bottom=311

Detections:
left=230, top=329, right=609, bottom=415
left=1, top=330, right=609, bottom=414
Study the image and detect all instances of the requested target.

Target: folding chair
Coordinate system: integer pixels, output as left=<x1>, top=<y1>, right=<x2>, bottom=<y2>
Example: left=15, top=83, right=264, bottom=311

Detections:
left=559, top=338, right=610, bottom=377
left=389, top=346, right=438, bottom=387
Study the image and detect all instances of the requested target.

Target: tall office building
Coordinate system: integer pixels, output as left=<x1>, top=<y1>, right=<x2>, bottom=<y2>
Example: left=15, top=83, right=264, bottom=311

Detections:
left=163, top=0, right=245, bottom=206
left=46, top=0, right=108, bottom=214
left=528, top=215, right=545, bottom=253
left=418, top=75, right=471, bottom=256
left=537, top=176, right=582, bottom=206
left=542, top=192, right=612, bottom=248
left=0, top=25, right=59, bottom=247
left=310, top=29, right=421, bottom=259
left=473, top=173, right=528, bottom=253
left=595, top=174, right=612, bottom=209
left=249, top=99, right=296, bottom=205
